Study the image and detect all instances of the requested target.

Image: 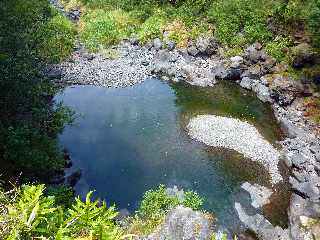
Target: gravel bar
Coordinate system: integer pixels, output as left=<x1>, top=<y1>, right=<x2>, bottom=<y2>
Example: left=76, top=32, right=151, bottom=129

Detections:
left=187, top=115, right=282, bottom=184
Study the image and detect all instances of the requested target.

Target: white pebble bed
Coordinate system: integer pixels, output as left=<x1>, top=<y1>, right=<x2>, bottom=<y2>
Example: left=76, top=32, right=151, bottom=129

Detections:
left=187, top=115, right=282, bottom=184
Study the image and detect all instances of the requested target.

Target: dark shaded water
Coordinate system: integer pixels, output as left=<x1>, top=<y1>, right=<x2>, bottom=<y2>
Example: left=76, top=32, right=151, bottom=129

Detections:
left=55, top=79, right=286, bottom=230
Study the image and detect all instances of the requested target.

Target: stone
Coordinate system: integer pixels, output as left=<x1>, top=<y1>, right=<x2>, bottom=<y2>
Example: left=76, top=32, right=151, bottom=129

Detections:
left=187, top=45, right=199, bottom=57
left=129, top=37, right=139, bottom=45
left=241, top=182, right=273, bottom=208
left=235, top=203, right=289, bottom=240
left=290, top=177, right=320, bottom=201
left=196, top=37, right=210, bottom=53
left=244, top=44, right=262, bottom=63
left=278, top=118, right=308, bottom=139
left=46, top=67, right=62, bottom=79
left=166, top=40, right=175, bottom=51
left=240, top=77, right=256, bottom=90
left=252, top=83, right=271, bottom=103
left=289, top=152, right=308, bottom=168
left=148, top=206, right=214, bottom=240
left=230, top=56, right=244, bottom=68
left=289, top=193, right=320, bottom=240
left=224, top=67, right=242, bottom=80
left=153, top=38, right=162, bottom=50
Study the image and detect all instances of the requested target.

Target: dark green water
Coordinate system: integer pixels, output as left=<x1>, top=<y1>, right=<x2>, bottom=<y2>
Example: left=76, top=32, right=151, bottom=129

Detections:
left=55, top=79, right=285, bottom=230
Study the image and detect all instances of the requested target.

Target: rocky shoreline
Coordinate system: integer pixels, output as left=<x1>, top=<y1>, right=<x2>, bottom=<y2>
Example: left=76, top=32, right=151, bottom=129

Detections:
left=47, top=2, right=320, bottom=238
left=46, top=37, right=320, bottom=239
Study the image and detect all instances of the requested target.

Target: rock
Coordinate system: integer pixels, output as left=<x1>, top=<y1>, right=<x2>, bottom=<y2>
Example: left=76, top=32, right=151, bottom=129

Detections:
left=181, top=64, right=216, bottom=87
left=289, top=176, right=320, bottom=201
left=66, top=170, right=81, bottom=187
left=145, top=41, right=153, bottom=50
left=45, top=67, right=62, bottom=79
left=195, top=37, right=218, bottom=55
left=288, top=152, right=308, bottom=168
left=187, top=45, right=199, bottom=57
left=129, top=37, right=139, bottom=45
left=244, top=44, right=262, bottom=63
left=67, top=8, right=81, bottom=21
left=153, top=38, right=162, bottom=50
left=166, top=40, right=175, bottom=51
left=252, top=83, right=271, bottom=103
left=230, top=56, right=244, bottom=69
left=235, top=202, right=289, bottom=240
left=278, top=118, right=308, bottom=139
left=240, top=77, right=256, bottom=90
left=196, top=38, right=210, bottom=53
left=241, top=182, right=273, bottom=208
left=211, top=63, right=227, bottom=80
left=290, top=43, right=316, bottom=68
left=288, top=193, right=320, bottom=240
left=224, top=67, right=242, bottom=80
left=148, top=206, right=214, bottom=240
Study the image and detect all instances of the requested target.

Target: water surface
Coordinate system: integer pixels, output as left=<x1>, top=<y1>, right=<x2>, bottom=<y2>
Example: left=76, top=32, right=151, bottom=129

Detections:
left=56, top=79, right=285, bottom=230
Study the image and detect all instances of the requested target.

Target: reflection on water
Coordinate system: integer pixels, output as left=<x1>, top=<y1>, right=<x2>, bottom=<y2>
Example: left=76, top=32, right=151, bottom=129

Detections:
left=55, top=79, right=286, bottom=230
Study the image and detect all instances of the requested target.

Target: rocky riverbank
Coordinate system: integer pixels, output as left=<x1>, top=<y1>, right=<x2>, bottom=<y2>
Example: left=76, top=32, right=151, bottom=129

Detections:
left=47, top=1, right=320, bottom=237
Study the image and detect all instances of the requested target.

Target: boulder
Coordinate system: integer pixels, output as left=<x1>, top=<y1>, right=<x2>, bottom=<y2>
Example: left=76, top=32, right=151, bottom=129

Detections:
left=153, top=38, right=162, bottom=50
left=148, top=206, right=214, bottom=240
left=241, top=182, right=273, bottom=208
left=166, top=40, right=175, bottom=51
left=187, top=45, right=199, bottom=57
left=235, top=203, right=289, bottom=240
left=240, top=77, right=256, bottom=90
left=230, top=56, right=244, bottom=69
left=244, top=44, right=264, bottom=63
left=290, top=43, right=316, bottom=68
left=288, top=193, right=320, bottom=240
left=195, top=37, right=218, bottom=55
left=252, top=83, right=271, bottom=103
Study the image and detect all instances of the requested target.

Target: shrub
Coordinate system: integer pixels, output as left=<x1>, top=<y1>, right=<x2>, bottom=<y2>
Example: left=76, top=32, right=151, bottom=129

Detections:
left=128, top=184, right=204, bottom=235
left=265, top=36, right=292, bottom=61
left=80, top=9, right=139, bottom=51
left=137, top=13, right=167, bottom=43
left=208, top=0, right=272, bottom=45
left=32, top=12, right=76, bottom=63
left=0, top=185, right=127, bottom=239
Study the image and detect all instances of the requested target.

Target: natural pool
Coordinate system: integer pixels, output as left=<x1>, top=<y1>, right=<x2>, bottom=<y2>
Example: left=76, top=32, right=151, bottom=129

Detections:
left=55, top=79, right=286, bottom=230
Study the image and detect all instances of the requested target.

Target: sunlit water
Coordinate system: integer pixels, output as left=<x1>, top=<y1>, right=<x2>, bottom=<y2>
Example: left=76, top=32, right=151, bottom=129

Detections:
left=55, top=79, right=287, bottom=231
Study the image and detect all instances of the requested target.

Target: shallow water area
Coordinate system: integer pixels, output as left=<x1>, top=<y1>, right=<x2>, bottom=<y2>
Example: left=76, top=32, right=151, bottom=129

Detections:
left=55, top=79, right=287, bottom=231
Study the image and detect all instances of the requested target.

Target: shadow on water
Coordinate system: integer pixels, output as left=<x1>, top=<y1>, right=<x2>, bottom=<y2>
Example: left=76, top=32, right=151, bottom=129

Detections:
left=55, top=79, right=289, bottom=232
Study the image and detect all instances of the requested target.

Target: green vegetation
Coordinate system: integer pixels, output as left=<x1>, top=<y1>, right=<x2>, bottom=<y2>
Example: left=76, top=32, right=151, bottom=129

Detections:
left=62, top=0, right=319, bottom=59
left=0, top=0, right=76, bottom=183
left=0, top=183, right=205, bottom=239
left=0, top=184, right=127, bottom=239
left=127, top=184, right=204, bottom=235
